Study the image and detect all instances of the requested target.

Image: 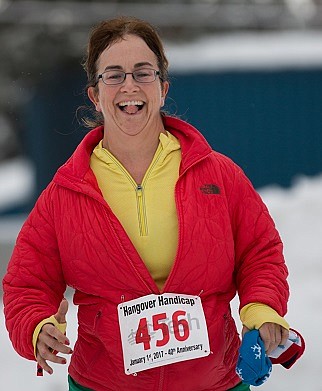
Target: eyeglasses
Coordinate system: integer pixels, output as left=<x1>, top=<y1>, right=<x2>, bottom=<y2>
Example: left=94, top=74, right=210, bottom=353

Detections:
left=96, top=68, right=161, bottom=86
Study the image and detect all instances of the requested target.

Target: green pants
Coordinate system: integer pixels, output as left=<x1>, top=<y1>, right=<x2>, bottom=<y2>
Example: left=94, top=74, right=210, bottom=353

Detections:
left=68, top=375, right=250, bottom=391
left=68, top=376, right=93, bottom=391
left=229, top=382, right=251, bottom=391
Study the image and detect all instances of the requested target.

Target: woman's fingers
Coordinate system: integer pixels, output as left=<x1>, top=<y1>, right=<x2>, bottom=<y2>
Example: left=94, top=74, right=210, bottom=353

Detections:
left=41, top=323, right=72, bottom=353
left=36, top=339, right=70, bottom=375
left=259, top=322, right=289, bottom=355
left=40, top=332, right=72, bottom=355
left=36, top=352, right=54, bottom=375
left=36, top=322, right=73, bottom=375
left=259, top=323, right=277, bottom=354
left=35, top=299, right=72, bottom=375
left=37, top=340, right=67, bottom=363
left=280, top=326, right=290, bottom=347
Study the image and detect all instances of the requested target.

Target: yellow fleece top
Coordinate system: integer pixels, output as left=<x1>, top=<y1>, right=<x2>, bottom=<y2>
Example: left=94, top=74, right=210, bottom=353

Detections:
left=32, top=131, right=289, bottom=355
left=240, top=303, right=289, bottom=330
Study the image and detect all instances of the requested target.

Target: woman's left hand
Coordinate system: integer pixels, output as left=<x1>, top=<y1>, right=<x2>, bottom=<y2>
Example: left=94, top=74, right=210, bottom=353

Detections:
left=242, top=322, right=289, bottom=355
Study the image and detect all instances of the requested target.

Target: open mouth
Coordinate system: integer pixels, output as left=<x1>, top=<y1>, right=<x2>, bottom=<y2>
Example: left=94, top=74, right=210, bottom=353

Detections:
left=118, top=100, right=145, bottom=114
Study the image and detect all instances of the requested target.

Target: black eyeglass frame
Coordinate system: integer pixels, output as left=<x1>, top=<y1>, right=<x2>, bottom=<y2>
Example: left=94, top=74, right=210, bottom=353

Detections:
left=94, top=68, right=161, bottom=86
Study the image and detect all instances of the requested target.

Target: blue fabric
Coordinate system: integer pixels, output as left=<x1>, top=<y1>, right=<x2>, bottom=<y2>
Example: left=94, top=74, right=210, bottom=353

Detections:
left=236, top=330, right=272, bottom=386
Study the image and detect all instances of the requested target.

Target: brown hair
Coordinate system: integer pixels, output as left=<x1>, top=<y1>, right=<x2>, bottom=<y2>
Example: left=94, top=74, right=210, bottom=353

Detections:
left=81, top=16, right=169, bottom=128
left=83, top=16, right=169, bottom=88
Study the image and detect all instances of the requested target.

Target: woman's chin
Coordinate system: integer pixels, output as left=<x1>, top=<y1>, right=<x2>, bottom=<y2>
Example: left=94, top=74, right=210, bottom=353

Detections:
left=117, top=121, right=147, bottom=137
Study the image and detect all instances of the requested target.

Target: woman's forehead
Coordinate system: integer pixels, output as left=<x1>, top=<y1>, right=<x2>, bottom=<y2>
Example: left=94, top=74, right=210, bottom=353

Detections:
left=98, top=34, right=158, bottom=69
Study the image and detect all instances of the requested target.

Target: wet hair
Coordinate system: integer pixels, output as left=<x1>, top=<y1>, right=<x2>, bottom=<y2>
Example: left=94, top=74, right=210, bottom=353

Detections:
left=80, top=16, right=169, bottom=128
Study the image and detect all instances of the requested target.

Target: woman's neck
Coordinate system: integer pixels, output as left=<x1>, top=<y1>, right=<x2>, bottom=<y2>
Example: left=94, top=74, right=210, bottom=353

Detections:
left=102, top=124, right=165, bottom=184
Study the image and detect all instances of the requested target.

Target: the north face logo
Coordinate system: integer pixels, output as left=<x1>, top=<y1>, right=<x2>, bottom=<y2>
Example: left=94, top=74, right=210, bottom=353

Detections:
left=200, top=184, right=220, bottom=194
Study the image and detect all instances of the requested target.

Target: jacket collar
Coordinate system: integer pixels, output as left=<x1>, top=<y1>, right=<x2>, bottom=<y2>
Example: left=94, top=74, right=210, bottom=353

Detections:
left=53, top=116, right=212, bottom=190
left=163, top=116, right=212, bottom=174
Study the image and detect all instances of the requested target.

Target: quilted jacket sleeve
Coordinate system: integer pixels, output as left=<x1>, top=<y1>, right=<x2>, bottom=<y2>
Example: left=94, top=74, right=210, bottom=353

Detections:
left=2, top=183, right=66, bottom=360
left=227, top=164, right=289, bottom=316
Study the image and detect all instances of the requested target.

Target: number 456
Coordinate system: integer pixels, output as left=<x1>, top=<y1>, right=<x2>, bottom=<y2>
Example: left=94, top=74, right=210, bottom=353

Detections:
left=135, top=310, right=190, bottom=350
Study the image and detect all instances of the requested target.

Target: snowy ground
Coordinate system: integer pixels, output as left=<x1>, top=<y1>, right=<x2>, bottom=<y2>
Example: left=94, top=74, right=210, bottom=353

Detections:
left=1, top=170, right=321, bottom=390
left=0, top=157, right=35, bottom=215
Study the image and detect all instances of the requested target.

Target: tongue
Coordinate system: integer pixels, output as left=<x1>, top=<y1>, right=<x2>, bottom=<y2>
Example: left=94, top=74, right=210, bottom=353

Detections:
left=124, top=105, right=139, bottom=114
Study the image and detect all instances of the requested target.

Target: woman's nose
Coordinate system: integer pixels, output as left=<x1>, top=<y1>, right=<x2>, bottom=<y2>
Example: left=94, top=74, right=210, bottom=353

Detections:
left=120, top=73, right=139, bottom=92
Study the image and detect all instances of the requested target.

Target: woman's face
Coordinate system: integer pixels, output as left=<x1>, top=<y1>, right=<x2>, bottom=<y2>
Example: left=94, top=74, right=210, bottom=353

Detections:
left=88, top=34, right=169, bottom=137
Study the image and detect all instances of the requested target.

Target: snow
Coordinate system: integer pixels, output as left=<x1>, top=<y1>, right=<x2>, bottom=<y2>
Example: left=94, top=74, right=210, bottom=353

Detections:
left=1, top=169, right=321, bottom=389
left=0, top=157, right=35, bottom=214
left=166, top=31, right=322, bottom=72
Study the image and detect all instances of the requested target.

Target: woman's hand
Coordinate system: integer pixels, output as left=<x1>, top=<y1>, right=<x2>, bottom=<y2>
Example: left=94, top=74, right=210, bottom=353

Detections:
left=242, top=322, right=289, bottom=355
left=36, top=298, right=73, bottom=375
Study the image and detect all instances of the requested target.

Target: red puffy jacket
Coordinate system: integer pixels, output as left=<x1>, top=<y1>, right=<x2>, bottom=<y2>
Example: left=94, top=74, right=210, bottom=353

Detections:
left=3, top=116, right=289, bottom=391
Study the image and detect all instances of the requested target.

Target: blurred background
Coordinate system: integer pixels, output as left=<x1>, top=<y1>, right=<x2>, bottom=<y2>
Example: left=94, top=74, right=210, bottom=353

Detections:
left=1, top=1, right=322, bottom=390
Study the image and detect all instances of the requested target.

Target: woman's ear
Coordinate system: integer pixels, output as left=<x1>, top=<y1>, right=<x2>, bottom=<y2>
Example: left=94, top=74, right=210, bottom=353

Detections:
left=87, top=87, right=101, bottom=112
left=161, top=81, right=169, bottom=107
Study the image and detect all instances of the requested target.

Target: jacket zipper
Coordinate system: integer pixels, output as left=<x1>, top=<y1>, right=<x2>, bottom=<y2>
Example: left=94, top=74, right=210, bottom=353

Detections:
left=105, top=148, right=163, bottom=237
left=136, top=184, right=148, bottom=236
left=137, top=147, right=163, bottom=236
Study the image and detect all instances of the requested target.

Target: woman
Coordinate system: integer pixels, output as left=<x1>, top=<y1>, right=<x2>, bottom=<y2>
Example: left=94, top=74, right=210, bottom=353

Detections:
left=3, top=17, right=290, bottom=391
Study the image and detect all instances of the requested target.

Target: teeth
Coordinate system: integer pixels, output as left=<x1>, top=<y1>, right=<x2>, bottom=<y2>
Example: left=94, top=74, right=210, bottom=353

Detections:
left=119, top=100, right=144, bottom=107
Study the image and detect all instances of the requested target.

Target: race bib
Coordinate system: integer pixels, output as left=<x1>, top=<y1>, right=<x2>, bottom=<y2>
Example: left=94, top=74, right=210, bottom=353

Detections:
left=117, top=293, right=210, bottom=375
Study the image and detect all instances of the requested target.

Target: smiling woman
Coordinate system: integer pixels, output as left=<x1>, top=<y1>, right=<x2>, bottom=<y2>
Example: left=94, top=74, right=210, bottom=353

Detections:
left=87, top=34, right=169, bottom=153
left=3, top=16, right=296, bottom=391
left=82, top=17, right=169, bottom=130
